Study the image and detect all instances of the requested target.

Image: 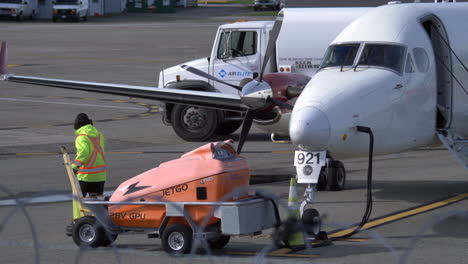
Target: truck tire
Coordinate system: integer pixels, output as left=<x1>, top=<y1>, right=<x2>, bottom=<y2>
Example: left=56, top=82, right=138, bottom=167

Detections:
left=208, top=235, right=230, bottom=249
left=83, top=15, right=88, bottom=22
left=72, top=216, right=108, bottom=248
left=216, top=120, right=243, bottom=135
left=161, top=223, right=192, bottom=254
left=52, top=18, right=57, bottom=22
left=171, top=104, right=218, bottom=141
left=16, top=12, right=24, bottom=22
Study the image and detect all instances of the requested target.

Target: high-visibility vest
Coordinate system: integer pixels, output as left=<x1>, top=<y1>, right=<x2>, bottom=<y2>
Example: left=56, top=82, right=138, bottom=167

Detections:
left=72, top=132, right=107, bottom=182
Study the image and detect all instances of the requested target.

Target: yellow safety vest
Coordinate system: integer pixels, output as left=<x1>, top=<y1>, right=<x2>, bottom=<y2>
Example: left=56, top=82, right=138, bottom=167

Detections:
left=71, top=125, right=107, bottom=182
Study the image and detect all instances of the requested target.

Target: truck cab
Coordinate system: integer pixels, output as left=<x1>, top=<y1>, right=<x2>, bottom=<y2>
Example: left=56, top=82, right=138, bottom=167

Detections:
left=158, top=21, right=274, bottom=141
left=0, top=0, right=37, bottom=21
left=158, top=8, right=372, bottom=142
left=52, top=0, right=88, bottom=22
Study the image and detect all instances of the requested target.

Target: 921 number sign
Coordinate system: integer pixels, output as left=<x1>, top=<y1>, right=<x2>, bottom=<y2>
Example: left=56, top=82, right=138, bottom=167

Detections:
left=294, top=151, right=326, bottom=184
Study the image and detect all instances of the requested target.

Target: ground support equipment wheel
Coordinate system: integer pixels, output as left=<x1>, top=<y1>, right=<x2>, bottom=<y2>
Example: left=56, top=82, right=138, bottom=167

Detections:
left=171, top=104, right=218, bottom=141
left=302, top=208, right=321, bottom=238
left=72, top=216, right=115, bottom=248
left=161, top=223, right=193, bottom=254
left=327, top=160, right=346, bottom=191
left=208, top=235, right=230, bottom=249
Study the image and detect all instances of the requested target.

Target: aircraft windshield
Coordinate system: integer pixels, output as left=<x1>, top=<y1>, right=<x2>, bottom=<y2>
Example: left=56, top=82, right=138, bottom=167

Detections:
left=320, top=43, right=360, bottom=69
left=55, top=0, right=79, bottom=4
left=357, top=44, right=405, bottom=73
left=0, top=0, right=22, bottom=3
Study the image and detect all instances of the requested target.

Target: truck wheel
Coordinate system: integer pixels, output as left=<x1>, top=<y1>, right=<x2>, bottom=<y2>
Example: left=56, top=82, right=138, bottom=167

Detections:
left=327, top=160, right=346, bottom=191
left=161, top=223, right=192, bottom=254
left=72, top=216, right=107, bottom=248
left=83, top=15, right=88, bottom=22
left=208, top=235, right=230, bottom=249
left=216, top=120, right=242, bottom=135
left=16, top=13, right=24, bottom=22
left=171, top=104, right=218, bottom=141
left=52, top=18, right=57, bottom=22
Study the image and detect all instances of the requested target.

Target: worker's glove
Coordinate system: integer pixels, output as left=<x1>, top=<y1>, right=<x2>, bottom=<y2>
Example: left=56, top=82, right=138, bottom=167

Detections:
left=73, top=168, right=78, bottom=175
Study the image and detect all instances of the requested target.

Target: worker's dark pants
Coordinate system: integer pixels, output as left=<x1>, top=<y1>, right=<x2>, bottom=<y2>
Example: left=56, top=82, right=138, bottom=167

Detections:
left=79, top=181, right=105, bottom=197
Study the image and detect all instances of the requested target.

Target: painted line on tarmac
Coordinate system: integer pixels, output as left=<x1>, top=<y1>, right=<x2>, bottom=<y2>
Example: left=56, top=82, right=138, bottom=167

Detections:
left=0, top=97, right=147, bottom=110
left=226, top=247, right=319, bottom=258
left=0, top=191, right=114, bottom=207
left=227, top=193, right=468, bottom=258
left=0, top=95, right=159, bottom=130
left=329, top=193, right=468, bottom=238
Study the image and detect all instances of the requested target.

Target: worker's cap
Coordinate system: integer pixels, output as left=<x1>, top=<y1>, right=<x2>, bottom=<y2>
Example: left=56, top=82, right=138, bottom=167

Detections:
left=74, top=113, right=93, bottom=130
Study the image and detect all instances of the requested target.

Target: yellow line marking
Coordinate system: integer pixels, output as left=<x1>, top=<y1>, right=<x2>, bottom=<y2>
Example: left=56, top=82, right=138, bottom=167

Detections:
left=139, top=113, right=151, bottom=116
left=329, top=193, right=468, bottom=238
left=136, top=103, right=148, bottom=106
left=112, top=100, right=128, bottom=103
left=338, top=238, right=368, bottom=242
left=112, top=117, right=130, bottom=120
left=7, top=64, right=21, bottom=68
left=150, top=106, right=159, bottom=109
left=149, top=110, right=159, bottom=113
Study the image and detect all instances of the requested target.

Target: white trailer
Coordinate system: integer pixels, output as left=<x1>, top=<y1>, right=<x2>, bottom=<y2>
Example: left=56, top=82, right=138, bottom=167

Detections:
left=0, top=0, right=37, bottom=21
left=52, top=0, right=88, bottom=22
left=158, top=8, right=371, bottom=142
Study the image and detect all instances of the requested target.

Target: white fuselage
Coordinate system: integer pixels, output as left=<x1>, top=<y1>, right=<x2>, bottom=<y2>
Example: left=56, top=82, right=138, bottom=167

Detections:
left=290, top=2, right=468, bottom=159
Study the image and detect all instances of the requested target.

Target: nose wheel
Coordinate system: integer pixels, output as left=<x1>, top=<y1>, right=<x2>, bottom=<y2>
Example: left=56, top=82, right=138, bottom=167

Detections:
left=316, top=160, right=346, bottom=191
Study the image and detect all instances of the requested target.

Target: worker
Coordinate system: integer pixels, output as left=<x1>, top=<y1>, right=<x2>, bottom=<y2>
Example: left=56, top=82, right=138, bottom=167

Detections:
left=72, top=113, right=107, bottom=197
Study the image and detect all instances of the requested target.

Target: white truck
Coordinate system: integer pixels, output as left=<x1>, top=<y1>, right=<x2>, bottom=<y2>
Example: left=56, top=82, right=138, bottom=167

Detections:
left=158, top=8, right=371, bottom=142
left=0, top=0, right=37, bottom=21
left=52, top=0, right=88, bottom=22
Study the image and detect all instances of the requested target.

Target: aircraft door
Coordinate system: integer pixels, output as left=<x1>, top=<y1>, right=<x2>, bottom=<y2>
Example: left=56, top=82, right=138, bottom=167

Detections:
left=210, top=29, right=262, bottom=92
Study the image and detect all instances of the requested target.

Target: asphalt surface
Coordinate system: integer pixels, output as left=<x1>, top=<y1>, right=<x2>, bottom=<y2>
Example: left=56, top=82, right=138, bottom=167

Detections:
left=1, top=5, right=468, bottom=264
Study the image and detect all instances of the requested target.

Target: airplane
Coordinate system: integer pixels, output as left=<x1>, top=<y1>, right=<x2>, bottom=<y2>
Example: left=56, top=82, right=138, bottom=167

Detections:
left=1, top=1, right=468, bottom=195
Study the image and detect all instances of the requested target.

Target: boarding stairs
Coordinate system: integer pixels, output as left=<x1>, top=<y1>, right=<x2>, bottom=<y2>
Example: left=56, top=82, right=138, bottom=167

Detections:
left=437, top=129, right=468, bottom=170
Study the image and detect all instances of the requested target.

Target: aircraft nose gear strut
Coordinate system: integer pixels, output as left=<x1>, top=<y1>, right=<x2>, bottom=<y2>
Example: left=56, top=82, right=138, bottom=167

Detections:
left=293, top=126, right=375, bottom=247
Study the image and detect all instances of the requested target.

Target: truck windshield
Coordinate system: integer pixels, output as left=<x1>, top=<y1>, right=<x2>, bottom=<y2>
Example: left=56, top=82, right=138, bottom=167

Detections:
left=55, top=0, right=79, bottom=4
left=320, top=43, right=360, bottom=69
left=357, top=43, right=406, bottom=73
left=0, top=0, right=23, bottom=3
left=217, top=31, right=257, bottom=59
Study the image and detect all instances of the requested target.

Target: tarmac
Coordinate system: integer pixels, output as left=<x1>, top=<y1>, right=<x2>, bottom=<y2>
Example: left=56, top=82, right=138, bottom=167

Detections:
left=1, top=5, right=468, bottom=264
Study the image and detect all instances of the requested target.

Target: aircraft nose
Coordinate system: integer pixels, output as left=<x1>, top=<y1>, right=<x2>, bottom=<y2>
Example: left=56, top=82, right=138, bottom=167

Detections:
left=290, top=106, right=331, bottom=150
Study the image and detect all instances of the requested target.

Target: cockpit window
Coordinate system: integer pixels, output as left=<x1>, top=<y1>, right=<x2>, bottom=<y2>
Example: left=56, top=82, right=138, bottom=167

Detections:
left=320, top=43, right=360, bottom=69
left=358, top=44, right=406, bottom=73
